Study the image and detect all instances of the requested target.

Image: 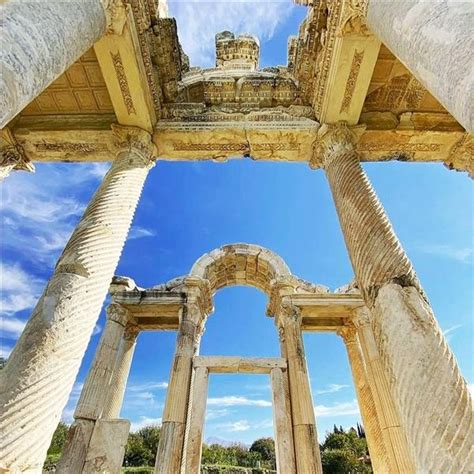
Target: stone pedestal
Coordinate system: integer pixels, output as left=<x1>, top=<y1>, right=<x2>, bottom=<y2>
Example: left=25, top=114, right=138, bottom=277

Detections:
left=321, top=124, right=473, bottom=472
left=277, top=302, right=322, bottom=474
left=366, top=0, right=474, bottom=132
left=0, top=1, right=107, bottom=127
left=339, top=323, right=390, bottom=474
left=0, top=126, right=155, bottom=472
left=155, top=282, right=209, bottom=474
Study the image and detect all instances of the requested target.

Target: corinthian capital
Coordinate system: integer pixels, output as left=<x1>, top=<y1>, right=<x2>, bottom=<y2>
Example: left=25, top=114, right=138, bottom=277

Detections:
left=338, top=322, right=358, bottom=344
left=1, top=129, right=34, bottom=174
left=311, top=123, right=357, bottom=169
left=101, top=0, right=128, bottom=35
left=112, top=124, right=156, bottom=165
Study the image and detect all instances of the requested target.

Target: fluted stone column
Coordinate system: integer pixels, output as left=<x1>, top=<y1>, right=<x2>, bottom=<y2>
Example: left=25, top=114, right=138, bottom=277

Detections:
left=0, top=0, right=130, bottom=128
left=353, top=307, right=415, bottom=473
left=277, top=301, right=322, bottom=474
left=102, top=323, right=140, bottom=418
left=319, top=124, right=473, bottom=472
left=366, top=0, right=473, bottom=132
left=56, top=303, right=131, bottom=473
left=339, top=323, right=390, bottom=474
left=0, top=125, right=155, bottom=472
left=155, top=280, right=210, bottom=474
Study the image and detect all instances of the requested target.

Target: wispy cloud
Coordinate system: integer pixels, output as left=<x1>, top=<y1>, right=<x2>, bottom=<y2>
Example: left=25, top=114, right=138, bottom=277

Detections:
left=0, top=344, right=13, bottom=359
left=442, top=324, right=463, bottom=342
left=61, top=382, right=84, bottom=423
left=315, top=399, right=360, bottom=417
left=207, top=396, right=272, bottom=408
left=128, top=226, right=157, bottom=240
left=417, top=244, right=473, bottom=264
left=316, top=384, right=349, bottom=395
left=215, top=419, right=251, bottom=432
left=128, top=381, right=169, bottom=391
left=130, top=416, right=163, bottom=432
left=206, top=408, right=231, bottom=420
left=169, top=0, right=295, bottom=66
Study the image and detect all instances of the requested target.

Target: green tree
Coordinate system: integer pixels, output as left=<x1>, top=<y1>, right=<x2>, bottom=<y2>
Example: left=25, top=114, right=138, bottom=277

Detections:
left=47, top=422, right=69, bottom=456
left=250, top=437, right=275, bottom=462
left=124, top=425, right=161, bottom=467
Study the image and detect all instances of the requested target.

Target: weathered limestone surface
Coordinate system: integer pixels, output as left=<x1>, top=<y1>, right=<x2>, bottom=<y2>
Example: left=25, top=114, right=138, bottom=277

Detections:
left=278, top=303, right=322, bottom=474
left=0, top=0, right=106, bottom=128
left=82, top=419, right=130, bottom=473
left=155, top=293, right=207, bottom=474
left=0, top=129, right=34, bottom=181
left=182, top=367, right=209, bottom=474
left=366, top=0, right=474, bottom=132
left=102, top=324, right=139, bottom=418
left=339, top=324, right=390, bottom=474
left=354, top=308, right=415, bottom=473
left=0, top=126, right=155, bottom=472
left=271, top=367, right=296, bottom=474
left=322, top=124, right=473, bottom=472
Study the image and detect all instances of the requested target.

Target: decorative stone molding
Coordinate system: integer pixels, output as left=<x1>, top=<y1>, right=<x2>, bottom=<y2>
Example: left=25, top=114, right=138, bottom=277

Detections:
left=124, top=323, right=140, bottom=341
left=106, top=303, right=131, bottom=327
left=444, top=133, right=474, bottom=179
left=111, top=124, right=157, bottom=163
left=339, top=0, right=370, bottom=36
left=101, top=0, right=128, bottom=35
left=338, top=323, right=357, bottom=344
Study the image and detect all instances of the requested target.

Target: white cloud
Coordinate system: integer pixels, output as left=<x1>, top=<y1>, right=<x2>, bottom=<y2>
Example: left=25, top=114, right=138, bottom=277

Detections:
left=92, top=324, right=102, bottom=336
left=215, top=419, right=251, bottom=432
left=0, top=344, right=13, bottom=359
left=131, top=416, right=163, bottom=432
left=206, top=408, right=230, bottom=420
left=0, top=262, right=44, bottom=315
left=169, top=0, right=295, bottom=66
left=315, top=399, right=360, bottom=417
left=418, top=244, right=473, bottom=264
left=128, top=226, right=157, bottom=240
left=1, top=317, right=26, bottom=338
left=128, top=381, right=169, bottom=391
left=316, top=384, right=349, bottom=395
left=442, top=324, right=463, bottom=342
left=207, top=395, right=272, bottom=407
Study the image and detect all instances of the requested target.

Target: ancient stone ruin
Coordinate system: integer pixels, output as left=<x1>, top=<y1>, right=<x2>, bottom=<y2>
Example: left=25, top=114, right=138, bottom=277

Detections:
left=0, top=0, right=473, bottom=472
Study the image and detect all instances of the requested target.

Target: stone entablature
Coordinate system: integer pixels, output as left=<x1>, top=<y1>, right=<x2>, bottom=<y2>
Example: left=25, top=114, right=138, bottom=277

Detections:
left=215, top=31, right=260, bottom=71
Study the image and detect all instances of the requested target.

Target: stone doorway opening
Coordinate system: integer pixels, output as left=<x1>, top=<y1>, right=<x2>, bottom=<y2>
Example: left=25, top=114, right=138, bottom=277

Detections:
left=184, top=356, right=292, bottom=474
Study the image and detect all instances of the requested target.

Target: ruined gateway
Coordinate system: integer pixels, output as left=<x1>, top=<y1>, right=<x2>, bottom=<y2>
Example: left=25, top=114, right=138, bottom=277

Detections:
left=0, top=0, right=473, bottom=473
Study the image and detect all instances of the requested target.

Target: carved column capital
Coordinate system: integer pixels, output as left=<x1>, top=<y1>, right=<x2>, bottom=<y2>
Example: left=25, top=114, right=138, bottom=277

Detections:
left=277, top=298, right=302, bottom=330
left=352, top=306, right=371, bottom=329
left=111, top=124, right=157, bottom=165
left=100, top=0, right=128, bottom=35
left=124, top=323, right=140, bottom=342
left=339, top=0, right=370, bottom=36
left=311, top=123, right=357, bottom=169
left=338, top=322, right=358, bottom=344
left=1, top=130, right=34, bottom=174
left=106, top=303, right=130, bottom=327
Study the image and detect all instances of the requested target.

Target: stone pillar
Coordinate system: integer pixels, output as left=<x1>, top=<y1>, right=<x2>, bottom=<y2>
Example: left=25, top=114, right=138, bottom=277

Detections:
left=182, top=367, right=209, bottom=474
left=102, top=323, right=140, bottom=418
left=0, top=125, right=155, bottom=473
left=366, top=1, right=473, bottom=132
left=0, top=129, right=34, bottom=181
left=271, top=367, right=296, bottom=474
left=155, top=280, right=210, bottom=474
left=0, top=0, right=128, bottom=128
left=353, top=307, right=415, bottom=473
left=339, top=323, right=391, bottom=474
left=57, top=303, right=131, bottom=473
left=319, top=124, right=473, bottom=472
left=277, top=301, right=322, bottom=474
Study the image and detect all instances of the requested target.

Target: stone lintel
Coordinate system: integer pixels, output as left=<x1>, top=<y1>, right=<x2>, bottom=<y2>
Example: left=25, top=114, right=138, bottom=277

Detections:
left=193, top=356, right=287, bottom=374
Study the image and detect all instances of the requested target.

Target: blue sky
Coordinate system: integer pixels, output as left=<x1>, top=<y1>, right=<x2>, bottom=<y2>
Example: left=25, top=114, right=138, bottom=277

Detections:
left=1, top=1, right=473, bottom=446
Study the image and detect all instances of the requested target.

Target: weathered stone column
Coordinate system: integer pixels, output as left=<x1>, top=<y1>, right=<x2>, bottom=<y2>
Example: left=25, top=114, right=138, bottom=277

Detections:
left=339, top=323, right=390, bottom=474
left=0, top=0, right=128, bottom=128
left=319, top=124, right=473, bottom=472
left=182, top=367, right=209, bottom=474
left=353, top=307, right=415, bottom=473
left=271, top=366, right=296, bottom=474
left=277, top=300, right=322, bottom=474
left=155, top=279, right=211, bottom=474
left=365, top=0, right=473, bottom=132
left=57, top=303, right=131, bottom=473
left=102, top=323, right=140, bottom=418
left=0, top=125, right=155, bottom=472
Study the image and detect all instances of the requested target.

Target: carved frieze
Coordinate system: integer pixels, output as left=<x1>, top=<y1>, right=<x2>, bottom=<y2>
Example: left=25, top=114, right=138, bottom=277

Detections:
left=340, top=50, right=365, bottom=113
left=110, top=52, right=136, bottom=115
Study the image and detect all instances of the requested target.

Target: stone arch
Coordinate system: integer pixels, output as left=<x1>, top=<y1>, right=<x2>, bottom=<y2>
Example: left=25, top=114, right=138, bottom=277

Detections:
left=189, top=243, right=292, bottom=295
